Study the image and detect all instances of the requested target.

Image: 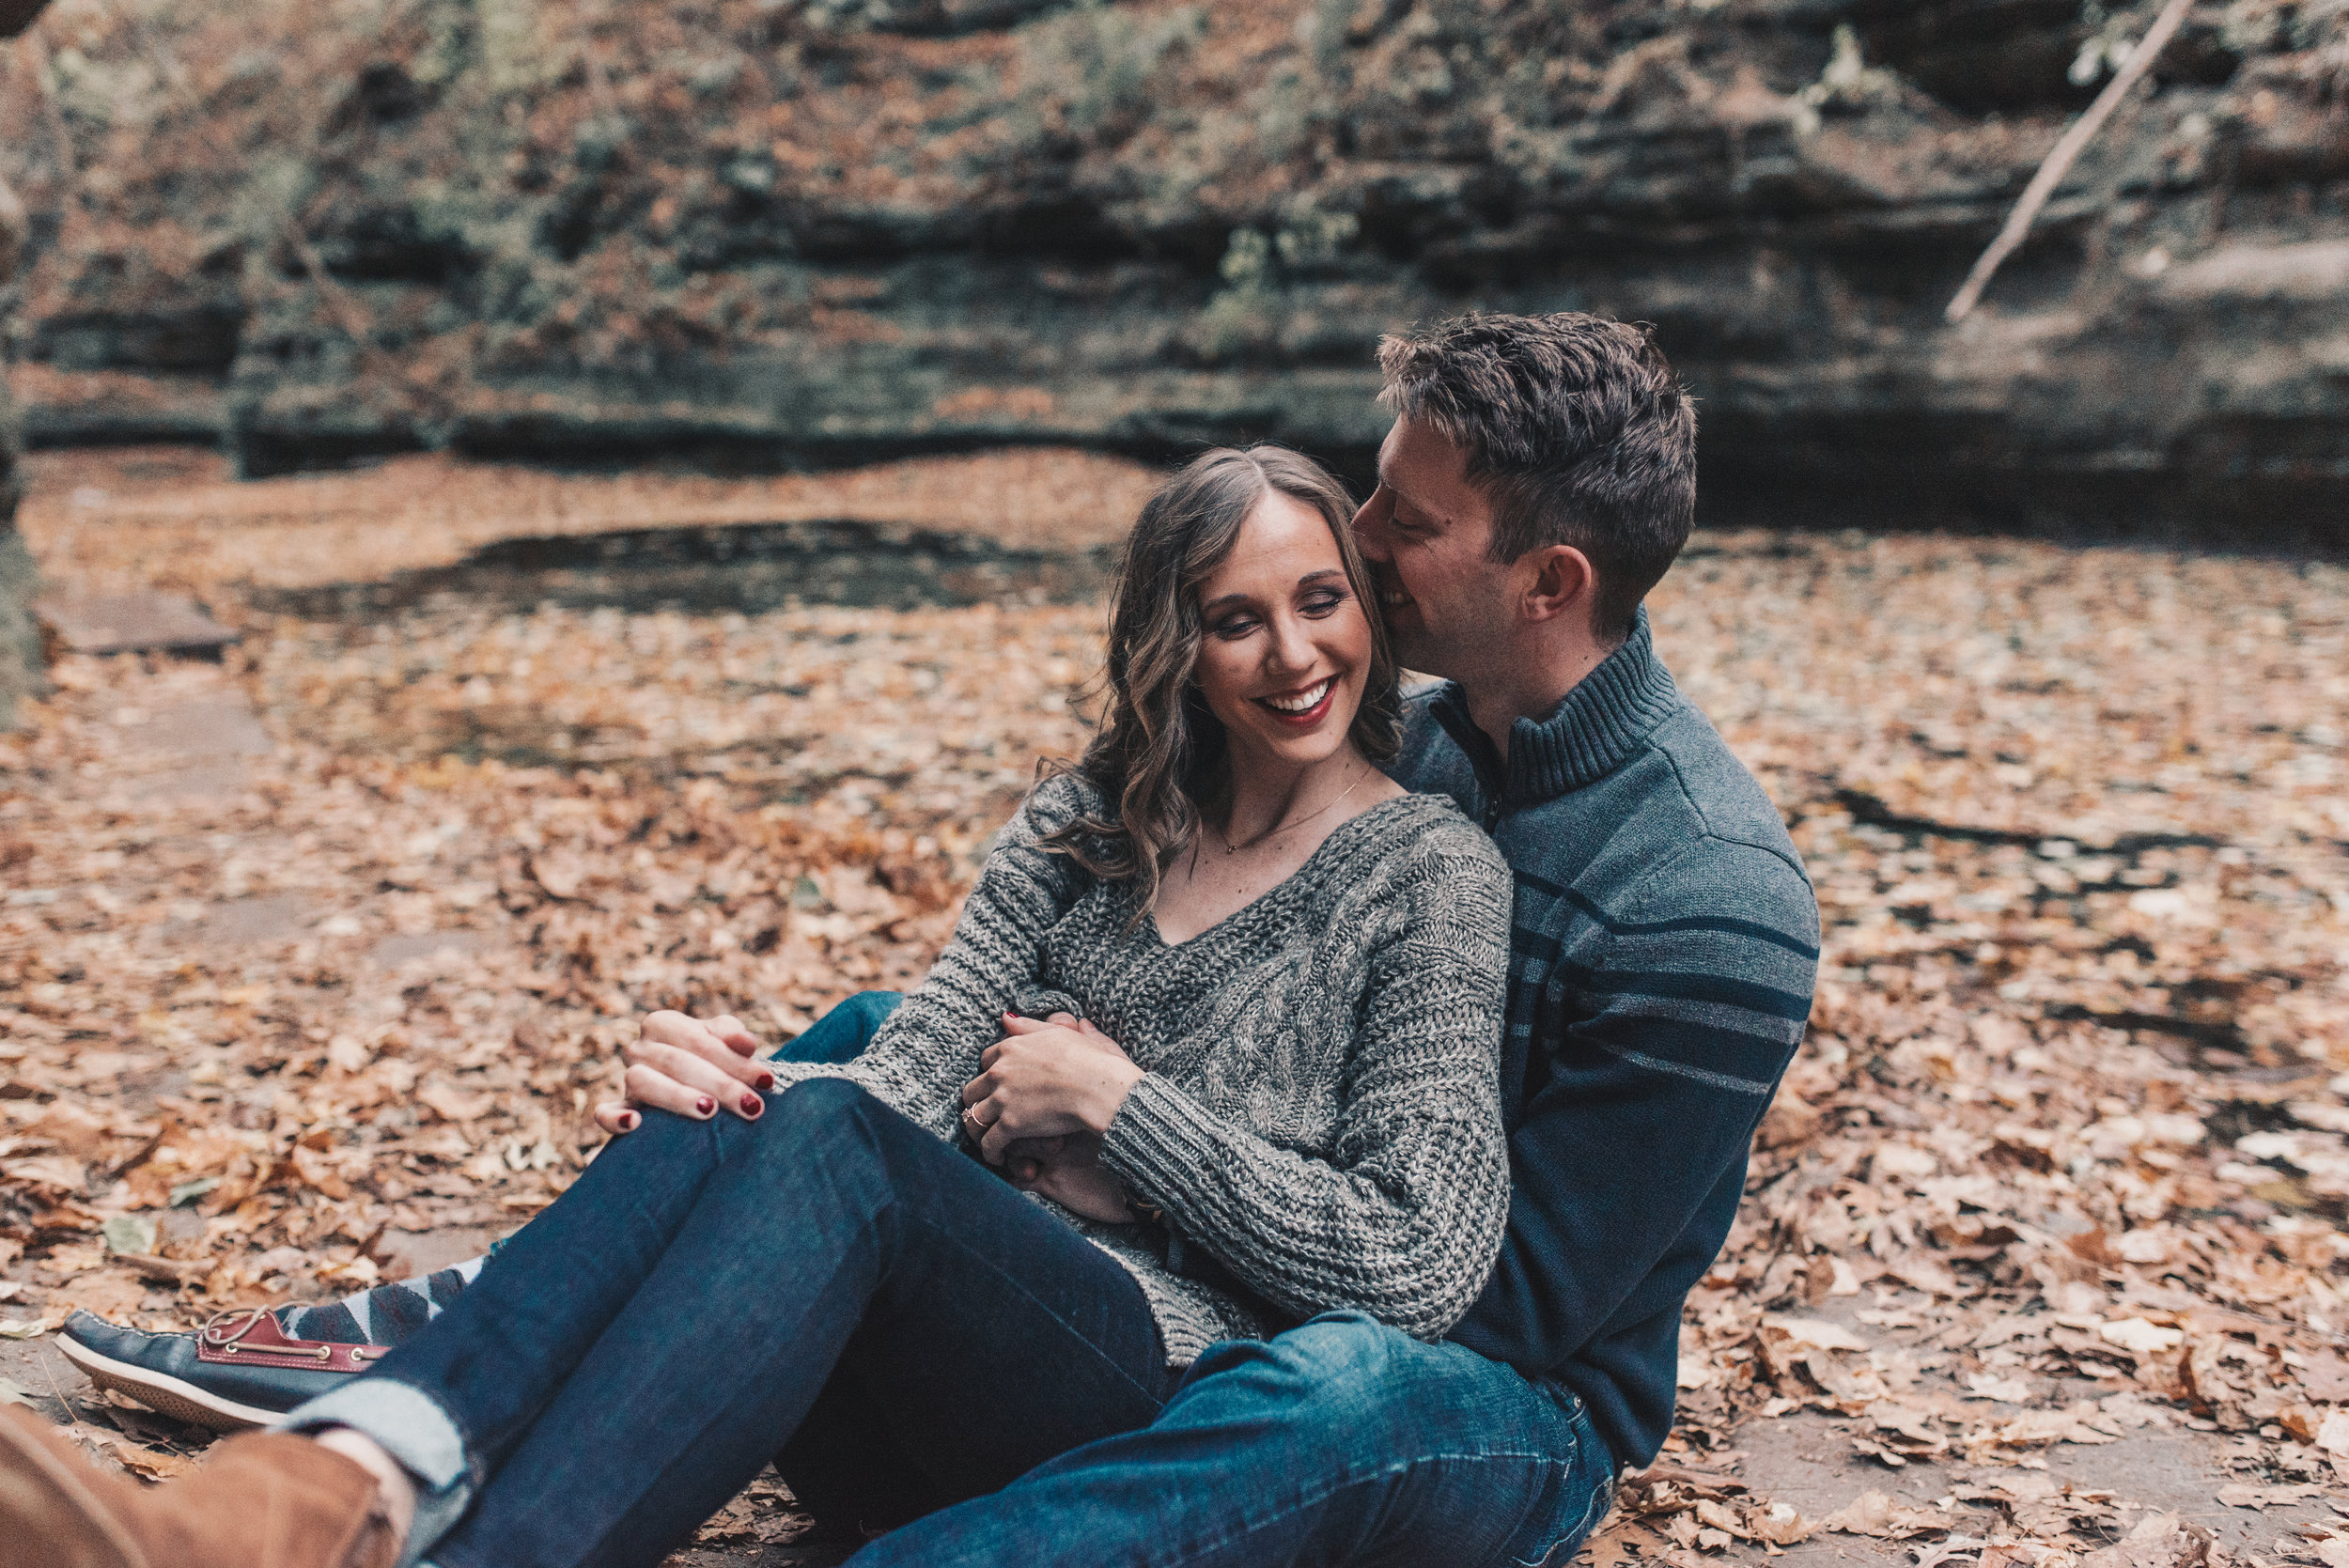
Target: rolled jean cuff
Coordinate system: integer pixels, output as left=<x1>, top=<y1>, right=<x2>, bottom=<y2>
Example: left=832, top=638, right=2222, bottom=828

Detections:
left=274, top=1378, right=473, bottom=1568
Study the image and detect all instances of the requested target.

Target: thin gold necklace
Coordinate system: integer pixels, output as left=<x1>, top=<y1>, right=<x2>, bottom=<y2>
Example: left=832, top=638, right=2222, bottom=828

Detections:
left=1215, top=768, right=1369, bottom=856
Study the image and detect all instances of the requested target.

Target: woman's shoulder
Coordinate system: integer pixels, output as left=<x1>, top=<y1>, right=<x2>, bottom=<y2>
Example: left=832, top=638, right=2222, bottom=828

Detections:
left=1320, top=796, right=1511, bottom=963
left=1009, top=767, right=1112, bottom=841
left=1341, top=793, right=1511, bottom=891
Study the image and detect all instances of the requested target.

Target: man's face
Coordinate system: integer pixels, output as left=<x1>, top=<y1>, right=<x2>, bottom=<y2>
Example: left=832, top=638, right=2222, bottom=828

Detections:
left=1349, top=417, right=1515, bottom=681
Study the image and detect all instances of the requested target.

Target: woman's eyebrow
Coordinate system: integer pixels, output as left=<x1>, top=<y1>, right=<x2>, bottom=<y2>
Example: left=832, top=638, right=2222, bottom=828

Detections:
left=1204, top=569, right=1344, bottom=613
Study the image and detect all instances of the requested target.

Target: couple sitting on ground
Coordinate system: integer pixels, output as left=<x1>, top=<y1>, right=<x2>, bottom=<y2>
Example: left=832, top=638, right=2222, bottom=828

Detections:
left=10, top=311, right=1821, bottom=1568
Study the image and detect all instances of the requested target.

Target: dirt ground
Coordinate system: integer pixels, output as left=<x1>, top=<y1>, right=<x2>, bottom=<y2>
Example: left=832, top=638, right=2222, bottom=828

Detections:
left=3, top=447, right=2345, bottom=1566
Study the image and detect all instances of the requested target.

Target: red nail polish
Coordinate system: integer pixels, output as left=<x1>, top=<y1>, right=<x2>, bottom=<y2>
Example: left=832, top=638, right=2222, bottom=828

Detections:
left=696, top=1096, right=715, bottom=1115
left=756, top=1071, right=776, bottom=1091
left=621, top=1112, right=639, bottom=1130
left=740, top=1093, right=762, bottom=1115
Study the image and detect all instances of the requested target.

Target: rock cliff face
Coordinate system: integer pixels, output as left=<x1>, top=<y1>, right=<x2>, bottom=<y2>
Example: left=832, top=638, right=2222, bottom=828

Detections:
left=0, top=0, right=53, bottom=724
left=2, top=0, right=2344, bottom=539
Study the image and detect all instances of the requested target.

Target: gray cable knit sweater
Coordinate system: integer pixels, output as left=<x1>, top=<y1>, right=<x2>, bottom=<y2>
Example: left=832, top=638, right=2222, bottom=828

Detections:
left=768, top=774, right=1514, bottom=1365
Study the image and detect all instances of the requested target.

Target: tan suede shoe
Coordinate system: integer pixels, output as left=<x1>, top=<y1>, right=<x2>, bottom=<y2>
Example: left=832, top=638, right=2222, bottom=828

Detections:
left=0, top=1406, right=397, bottom=1568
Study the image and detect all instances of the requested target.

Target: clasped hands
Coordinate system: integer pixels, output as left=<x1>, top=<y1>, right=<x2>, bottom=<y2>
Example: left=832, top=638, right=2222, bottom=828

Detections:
left=594, top=1007, right=1145, bottom=1223
left=958, top=1013, right=1145, bottom=1222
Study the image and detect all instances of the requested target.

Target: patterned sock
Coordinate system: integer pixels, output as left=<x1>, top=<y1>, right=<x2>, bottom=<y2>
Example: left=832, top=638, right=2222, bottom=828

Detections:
left=274, top=1251, right=493, bottom=1345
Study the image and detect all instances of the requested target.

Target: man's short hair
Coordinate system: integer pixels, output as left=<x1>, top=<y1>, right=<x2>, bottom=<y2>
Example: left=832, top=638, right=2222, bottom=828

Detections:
left=1377, top=312, right=1698, bottom=641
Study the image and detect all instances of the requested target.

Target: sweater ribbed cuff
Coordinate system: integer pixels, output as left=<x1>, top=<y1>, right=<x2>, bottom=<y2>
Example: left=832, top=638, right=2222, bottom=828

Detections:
left=1099, top=1072, right=1227, bottom=1216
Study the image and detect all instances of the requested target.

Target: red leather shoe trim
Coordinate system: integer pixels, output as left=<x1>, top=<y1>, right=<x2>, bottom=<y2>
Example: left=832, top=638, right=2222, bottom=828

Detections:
left=195, top=1308, right=389, bottom=1374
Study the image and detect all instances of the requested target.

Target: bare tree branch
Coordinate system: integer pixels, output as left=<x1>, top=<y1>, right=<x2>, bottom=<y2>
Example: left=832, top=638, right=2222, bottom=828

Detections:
left=1944, top=0, right=2195, bottom=325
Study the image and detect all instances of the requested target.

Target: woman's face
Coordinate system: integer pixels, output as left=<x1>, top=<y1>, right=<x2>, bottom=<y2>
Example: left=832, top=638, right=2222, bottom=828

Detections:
left=1190, top=489, right=1375, bottom=771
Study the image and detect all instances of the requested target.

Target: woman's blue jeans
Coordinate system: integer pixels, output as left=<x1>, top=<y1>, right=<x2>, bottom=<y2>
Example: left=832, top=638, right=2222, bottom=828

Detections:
left=293, top=991, right=1619, bottom=1568
left=288, top=993, right=1174, bottom=1568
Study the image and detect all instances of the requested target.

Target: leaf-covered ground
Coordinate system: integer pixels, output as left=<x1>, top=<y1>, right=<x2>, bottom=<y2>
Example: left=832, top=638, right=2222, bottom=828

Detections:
left=2, top=447, right=2345, bottom=1566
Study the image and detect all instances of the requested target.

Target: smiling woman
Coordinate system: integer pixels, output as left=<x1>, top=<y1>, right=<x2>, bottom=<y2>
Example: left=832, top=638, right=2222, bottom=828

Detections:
left=1037, top=446, right=1406, bottom=931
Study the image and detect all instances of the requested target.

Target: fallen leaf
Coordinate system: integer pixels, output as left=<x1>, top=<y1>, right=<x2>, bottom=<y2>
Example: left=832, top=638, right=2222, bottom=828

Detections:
left=1819, top=1491, right=1947, bottom=1539
left=1760, top=1315, right=1871, bottom=1353
left=101, top=1215, right=158, bottom=1258
left=1756, top=1502, right=1814, bottom=1545
left=417, top=1080, right=496, bottom=1124
left=2299, top=1352, right=2349, bottom=1405
left=1967, top=1372, right=2038, bottom=1404
left=4, top=1156, right=89, bottom=1194
left=529, top=850, right=594, bottom=901
left=58, top=1273, right=148, bottom=1321
left=2077, top=1513, right=2212, bottom=1568
left=2098, top=1317, right=2185, bottom=1355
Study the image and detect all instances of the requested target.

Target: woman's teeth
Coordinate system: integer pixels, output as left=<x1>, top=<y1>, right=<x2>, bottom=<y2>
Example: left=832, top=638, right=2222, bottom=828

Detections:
left=1264, top=678, right=1334, bottom=713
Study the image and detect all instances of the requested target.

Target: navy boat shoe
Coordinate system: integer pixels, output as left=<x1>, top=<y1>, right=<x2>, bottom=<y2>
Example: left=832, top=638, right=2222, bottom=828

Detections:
left=57, top=1308, right=391, bottom=1432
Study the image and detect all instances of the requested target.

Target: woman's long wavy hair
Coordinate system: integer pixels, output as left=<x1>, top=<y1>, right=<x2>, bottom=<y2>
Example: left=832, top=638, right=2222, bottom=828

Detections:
left=1039, top=445, right=1402, bottom=911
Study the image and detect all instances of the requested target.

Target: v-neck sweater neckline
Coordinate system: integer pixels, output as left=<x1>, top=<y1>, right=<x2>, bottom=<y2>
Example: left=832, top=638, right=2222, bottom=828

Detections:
left=1144, top=794, right=1421, bottom=949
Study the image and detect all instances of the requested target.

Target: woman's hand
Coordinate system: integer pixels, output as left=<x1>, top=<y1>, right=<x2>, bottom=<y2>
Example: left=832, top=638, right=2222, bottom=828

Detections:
left=593, top=1011, right=774, bottom=1134
left=960, top=1013, right=1143, bottom=1165
left=1002, top=1131, right=1136, bottom=1223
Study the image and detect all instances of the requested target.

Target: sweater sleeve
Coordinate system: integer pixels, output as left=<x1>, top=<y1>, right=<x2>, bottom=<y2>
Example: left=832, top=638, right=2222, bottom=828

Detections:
left=1097, top=817, right=1514, bottom=1342
left=766, top=773, right=1095, bottom=1137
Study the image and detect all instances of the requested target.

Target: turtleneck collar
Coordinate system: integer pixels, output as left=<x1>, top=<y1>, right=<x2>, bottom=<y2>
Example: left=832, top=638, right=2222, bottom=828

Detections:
left=1428, top=607, right=1684, bottom=804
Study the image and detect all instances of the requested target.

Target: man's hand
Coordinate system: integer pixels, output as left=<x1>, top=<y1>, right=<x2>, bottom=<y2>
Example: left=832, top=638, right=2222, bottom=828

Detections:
left=1002, top=1131, right=1136, bottom=1223
left=960, top=1013, right=1143, bottom=1165
left=593, top=1012, right=773, bottom=1134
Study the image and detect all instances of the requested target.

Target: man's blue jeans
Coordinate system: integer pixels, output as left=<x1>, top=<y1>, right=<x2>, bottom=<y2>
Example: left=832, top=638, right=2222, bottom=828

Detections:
left=849, top=1310, right=1618, bottom=1568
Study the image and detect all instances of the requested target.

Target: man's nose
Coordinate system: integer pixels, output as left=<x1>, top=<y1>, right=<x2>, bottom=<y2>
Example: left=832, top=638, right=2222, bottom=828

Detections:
left=1350, top=491, right=1392, bottom=561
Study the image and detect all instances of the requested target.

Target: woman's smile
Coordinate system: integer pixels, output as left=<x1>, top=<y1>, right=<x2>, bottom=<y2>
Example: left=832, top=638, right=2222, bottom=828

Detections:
left=1258, top=675, right=1338, bottom=727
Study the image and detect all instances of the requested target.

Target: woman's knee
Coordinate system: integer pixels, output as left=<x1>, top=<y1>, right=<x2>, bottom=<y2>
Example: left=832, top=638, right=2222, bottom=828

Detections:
left=594, top=1092, right=723, bottom=1170
left=729, top=1077, right=924, bottom=1179
left=766, top=1075, right=908, bottom=1143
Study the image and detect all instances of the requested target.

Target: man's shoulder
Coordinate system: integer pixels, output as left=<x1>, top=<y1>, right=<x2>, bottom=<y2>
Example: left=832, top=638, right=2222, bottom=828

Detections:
left=1568, top=705, right=1807, bottom=889
left=1645, top=706, right=1805, bottom=874
left=1393, top=674, right=1811, bottom=910
left=1517, top=710, right=1814, bottom=946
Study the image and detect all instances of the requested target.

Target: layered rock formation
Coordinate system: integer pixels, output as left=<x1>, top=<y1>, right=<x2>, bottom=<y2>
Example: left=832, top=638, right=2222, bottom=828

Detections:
left=2, top=0, right=2344, bottom=538
left=0, top=0, right=53, bottom=723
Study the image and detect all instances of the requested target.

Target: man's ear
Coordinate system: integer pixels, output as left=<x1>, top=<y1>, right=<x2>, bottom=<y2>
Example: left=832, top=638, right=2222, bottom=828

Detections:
left=1518, top=544, right=1596, bottom=625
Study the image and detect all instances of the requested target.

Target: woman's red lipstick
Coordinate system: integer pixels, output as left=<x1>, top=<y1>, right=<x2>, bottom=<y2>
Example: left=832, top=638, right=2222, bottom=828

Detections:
left=1257, top=676, right=1338, bottom=728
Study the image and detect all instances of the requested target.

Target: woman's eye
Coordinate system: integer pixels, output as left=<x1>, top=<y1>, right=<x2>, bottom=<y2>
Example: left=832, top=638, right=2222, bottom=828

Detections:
left=1212, top=615, right=1258, bottom=640
left=1299, top=591, right=1347, bottom=617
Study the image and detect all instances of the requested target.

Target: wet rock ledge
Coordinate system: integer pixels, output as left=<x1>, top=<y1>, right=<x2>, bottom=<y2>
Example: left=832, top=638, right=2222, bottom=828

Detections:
left=3, top=0, right=2345, bottom=559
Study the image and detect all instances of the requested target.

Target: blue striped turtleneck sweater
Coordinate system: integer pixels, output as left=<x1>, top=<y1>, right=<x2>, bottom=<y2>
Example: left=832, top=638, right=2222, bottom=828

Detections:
left=1389, top=609, right=1821, bottom=1470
